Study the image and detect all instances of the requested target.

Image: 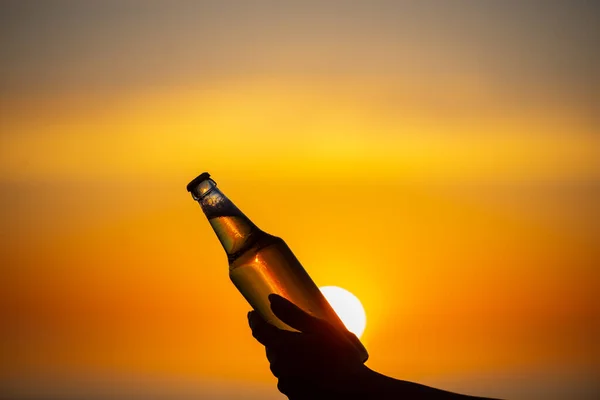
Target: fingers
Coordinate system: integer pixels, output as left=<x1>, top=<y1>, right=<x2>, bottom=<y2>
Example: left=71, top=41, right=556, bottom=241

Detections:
left=276, top=378, right=313, bottom=399
left=248, top=311, right=280, bottom=346
left=248, top=310, right=299, bottom=347
left=268, top=294, right=324, bottom=334
left=265, top=332, right=339, bottom=378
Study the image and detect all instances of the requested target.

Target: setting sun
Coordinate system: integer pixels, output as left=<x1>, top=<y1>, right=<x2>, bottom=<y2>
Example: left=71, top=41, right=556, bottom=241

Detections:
left=320, top=286, right=367, bottom=339
left=1, top=2, right=598, bottom=398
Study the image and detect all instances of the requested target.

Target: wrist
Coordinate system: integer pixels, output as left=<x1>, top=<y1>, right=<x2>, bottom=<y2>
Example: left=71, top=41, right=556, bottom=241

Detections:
left=342, top=365, right=383, bottom=398
left=351, top=366, right=472, bottom=400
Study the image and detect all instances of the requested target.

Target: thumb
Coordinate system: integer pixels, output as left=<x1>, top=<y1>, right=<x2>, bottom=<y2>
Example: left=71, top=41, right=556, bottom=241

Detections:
left=268, top=294, right=324, bottom=334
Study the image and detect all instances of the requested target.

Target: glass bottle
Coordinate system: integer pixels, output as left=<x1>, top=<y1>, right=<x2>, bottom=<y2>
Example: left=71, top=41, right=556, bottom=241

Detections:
left=187, top=172, right=368, bottom=361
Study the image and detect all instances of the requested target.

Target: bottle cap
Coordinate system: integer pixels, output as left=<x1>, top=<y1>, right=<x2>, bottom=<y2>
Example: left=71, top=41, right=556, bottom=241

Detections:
left=186, top=172, right=212, bottom=192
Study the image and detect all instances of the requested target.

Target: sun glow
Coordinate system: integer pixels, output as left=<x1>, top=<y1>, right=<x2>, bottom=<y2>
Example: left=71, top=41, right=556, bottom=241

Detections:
left=320, top=286, right=367, bottom=338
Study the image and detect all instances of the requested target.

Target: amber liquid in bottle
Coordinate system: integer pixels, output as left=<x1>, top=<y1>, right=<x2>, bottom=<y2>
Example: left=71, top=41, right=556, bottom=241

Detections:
left=189, top=173, right=368, bottom=361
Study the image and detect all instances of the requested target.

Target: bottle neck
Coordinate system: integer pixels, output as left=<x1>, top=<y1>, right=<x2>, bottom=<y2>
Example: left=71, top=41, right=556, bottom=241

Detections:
left=190, top=179, right=258, bottom=256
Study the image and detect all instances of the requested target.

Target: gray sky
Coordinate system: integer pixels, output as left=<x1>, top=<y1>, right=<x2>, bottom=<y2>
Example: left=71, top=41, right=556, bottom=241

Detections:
left=1, top=1, right=598, bottom=106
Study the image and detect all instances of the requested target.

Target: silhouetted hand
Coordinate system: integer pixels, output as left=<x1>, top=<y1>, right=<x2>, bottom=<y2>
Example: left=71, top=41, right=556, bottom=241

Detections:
left=248, top=294, right=366, bottom=399
left=248, top=294, right=500, bottom=400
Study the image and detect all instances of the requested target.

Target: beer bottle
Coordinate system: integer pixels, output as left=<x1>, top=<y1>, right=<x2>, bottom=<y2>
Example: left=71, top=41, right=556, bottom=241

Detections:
left=187, top=172, right=368, bottom=361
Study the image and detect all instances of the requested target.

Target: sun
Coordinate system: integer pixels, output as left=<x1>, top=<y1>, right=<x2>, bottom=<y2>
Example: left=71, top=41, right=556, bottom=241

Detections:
left=319, top=286, right=367, bottom=338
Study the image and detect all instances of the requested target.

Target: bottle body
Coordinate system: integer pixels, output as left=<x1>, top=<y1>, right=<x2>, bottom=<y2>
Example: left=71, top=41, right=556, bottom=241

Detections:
left=228, top=232, right=336, bottom=331
left=188, top=173, right=368, bottom=361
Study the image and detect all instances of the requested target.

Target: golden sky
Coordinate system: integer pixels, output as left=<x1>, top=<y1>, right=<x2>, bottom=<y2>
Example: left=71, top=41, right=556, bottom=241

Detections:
left=1, top=1, right=599, bottom=399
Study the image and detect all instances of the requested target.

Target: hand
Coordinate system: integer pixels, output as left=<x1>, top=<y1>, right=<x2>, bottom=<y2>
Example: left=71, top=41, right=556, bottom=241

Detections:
left=248, top=294, right=368, bottom=399
left=248, top=295, right=499, bottom=400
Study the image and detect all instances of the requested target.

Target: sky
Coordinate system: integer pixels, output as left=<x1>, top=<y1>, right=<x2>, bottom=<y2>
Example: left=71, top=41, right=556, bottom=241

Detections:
left=1, top=1, right=599, bottom=399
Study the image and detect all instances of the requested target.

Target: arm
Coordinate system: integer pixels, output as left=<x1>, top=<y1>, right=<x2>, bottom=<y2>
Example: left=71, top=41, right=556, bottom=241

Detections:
left=353, top=366, right=495, bottom=399
left=248, top=294, right=499, bottom=400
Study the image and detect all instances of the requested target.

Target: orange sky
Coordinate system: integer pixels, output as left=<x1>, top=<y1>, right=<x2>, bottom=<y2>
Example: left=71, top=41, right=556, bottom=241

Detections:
left=1, top=2, right=599, bottom=399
